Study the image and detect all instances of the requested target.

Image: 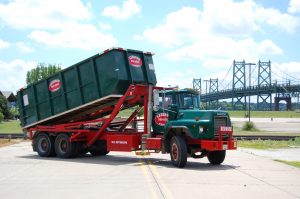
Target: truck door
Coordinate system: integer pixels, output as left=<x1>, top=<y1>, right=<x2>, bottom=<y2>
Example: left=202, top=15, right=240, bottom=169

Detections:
left=152, top=92, right=172, bottom=134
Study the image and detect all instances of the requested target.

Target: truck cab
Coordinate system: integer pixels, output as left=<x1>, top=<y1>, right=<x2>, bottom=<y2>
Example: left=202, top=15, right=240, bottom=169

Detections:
left=152, top=89, right=235, bottom=167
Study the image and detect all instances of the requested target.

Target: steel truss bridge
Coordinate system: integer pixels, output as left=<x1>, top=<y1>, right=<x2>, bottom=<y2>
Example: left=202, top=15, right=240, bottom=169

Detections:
left=193, top=60, right=300, bottom=111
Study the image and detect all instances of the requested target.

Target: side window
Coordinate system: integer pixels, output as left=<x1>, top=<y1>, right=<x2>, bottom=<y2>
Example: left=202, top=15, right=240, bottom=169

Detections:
left=159, top=96, right=163, bottom=108
left=164, top=95, right=172, bottom=108
left=184, top=96, right=193, bottom=107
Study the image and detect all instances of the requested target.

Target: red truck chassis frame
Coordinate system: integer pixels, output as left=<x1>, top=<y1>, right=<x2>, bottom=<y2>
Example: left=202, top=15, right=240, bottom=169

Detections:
left=28, top=84, right=236, bottom=153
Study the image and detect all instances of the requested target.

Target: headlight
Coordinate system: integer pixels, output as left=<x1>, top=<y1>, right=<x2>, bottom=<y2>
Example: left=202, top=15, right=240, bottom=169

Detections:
left=199, top=126, right=204, bottom=133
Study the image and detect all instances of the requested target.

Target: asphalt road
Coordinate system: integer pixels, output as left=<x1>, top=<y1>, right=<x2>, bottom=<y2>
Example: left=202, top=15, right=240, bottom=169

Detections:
left=1, top=142, right=300, bottom=199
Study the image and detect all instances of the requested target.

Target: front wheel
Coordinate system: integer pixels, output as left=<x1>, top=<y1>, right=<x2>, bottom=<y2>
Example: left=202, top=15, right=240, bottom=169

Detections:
left=207, top=150, right=226, bottom=165
left=170, top=135, right=187, bottom=168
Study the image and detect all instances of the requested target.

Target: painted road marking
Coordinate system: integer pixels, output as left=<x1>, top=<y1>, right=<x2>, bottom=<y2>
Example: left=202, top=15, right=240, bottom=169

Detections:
left=138, top=159, right=160, bottom=199
left=147, top=160, right=175, bottom=199
left=139, top=158, right=175, bottom=199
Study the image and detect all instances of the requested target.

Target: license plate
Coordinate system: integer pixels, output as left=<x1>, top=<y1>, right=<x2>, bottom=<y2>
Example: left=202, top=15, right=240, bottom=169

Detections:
left=222, top=144, right=228, bottom=150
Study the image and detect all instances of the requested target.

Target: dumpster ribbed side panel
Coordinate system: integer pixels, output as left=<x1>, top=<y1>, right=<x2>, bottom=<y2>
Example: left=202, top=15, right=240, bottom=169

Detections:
left=17, top=48, right=157, bottom=128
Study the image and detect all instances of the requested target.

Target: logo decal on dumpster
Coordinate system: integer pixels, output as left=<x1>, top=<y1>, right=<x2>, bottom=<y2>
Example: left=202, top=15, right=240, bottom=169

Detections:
left=49, top=79, right=61, bottom=92
left=155, top=113, right=169, bottom=126
left=128, top=56, right=142, bottom=67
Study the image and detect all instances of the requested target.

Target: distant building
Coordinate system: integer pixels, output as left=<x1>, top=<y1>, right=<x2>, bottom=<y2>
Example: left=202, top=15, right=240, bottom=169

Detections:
left=0, top=91, right=17, bottom=107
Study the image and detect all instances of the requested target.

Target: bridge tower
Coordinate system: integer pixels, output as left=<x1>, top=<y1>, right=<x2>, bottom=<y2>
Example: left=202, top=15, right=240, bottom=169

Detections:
left=193, top=78, right=201, bottom=94
left=232, top=60, right=246, bottom=110
left=257, top=60, right=272, bottom=110
left=208, top=78, right=219, bottom=109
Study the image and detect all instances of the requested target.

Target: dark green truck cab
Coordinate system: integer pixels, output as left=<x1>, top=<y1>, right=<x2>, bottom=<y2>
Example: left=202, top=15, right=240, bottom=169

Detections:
left=152, top=89, right=235, bottom=167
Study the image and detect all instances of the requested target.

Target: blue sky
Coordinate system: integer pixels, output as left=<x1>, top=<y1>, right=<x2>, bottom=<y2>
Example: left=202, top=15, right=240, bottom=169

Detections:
left=0, top=0, right=300, bottom=93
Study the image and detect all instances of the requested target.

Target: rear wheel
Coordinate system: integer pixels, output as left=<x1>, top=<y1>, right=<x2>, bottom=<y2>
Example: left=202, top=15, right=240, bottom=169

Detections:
left=207, top=150, right=226, bottom=165
left=34, top=133, right=55, bottom=157
left=170, top=135, right=187, bottom=168
left=55, top=134, right=79, bottom=158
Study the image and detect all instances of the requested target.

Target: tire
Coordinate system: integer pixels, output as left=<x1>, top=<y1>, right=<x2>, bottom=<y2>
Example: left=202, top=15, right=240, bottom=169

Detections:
left=34, top=133, right=56, bottom=157
left=77, top=142, right=88, bottom=155
left=207, top=150, right=226, bottom=165
left=89, top=140, right=109, bottom=156
left=170, top=135, right=187, bottom=168
left=54, top=133, right=79, bottom=158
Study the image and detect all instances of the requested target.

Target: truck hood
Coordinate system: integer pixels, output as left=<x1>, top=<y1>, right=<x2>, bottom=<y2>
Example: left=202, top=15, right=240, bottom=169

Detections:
left=178, top=109, right=229, bottom=121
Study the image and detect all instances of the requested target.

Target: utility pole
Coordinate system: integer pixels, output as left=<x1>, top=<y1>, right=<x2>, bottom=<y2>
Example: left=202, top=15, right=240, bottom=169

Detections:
left=297, top=92, right=300, bottom=110
left=245, top=63, right=256, bottom=122
left=204, top=79, right=209, bottom=109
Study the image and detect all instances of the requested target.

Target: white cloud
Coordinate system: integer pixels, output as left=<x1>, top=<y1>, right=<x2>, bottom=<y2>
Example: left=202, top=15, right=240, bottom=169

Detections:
left=0, top=0, right=91, bottom=30
left=201, top=0, right=259, bottom=36
left=142, top=7, right=201, bottom=47
left=165, top=37, right=282, bottom=61
left=288, top=0, right=300, bottom=13
left=0, top=0, right=118, bottom=50
left=255, top=7, right=299, bottom=33
left=28, top=23, right=117, bottom=50
left=157, top=70, right=196, bottom=89
left=136, top=0, right=294, bottom=71
left=0, top=59, right=37, bottom=92
left=0, top=39, right=10, bottom=49
left=257, top=40, right=283, bottom=55
left=16, top=42, right=35, bottom=53
left=138, top=0, right=299, bottom=48
left=99, top=22, right=111, bottom=30
left=133, top=34, right=144, bottom=41
left=102, top=0, right=141, bottom=20
left=273, top=61, right=300, bottom=82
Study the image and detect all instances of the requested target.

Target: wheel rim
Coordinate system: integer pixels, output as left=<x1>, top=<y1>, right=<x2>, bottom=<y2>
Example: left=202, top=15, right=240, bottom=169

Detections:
left=38, top=137, right=48, bottom=153
left=58, top=139, right=68, bottom=154
left=171, top=143, right=178, bottom=161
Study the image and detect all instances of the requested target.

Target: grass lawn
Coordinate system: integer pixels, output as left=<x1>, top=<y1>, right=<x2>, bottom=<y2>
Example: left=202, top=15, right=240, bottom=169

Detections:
left=117, top=109, right=134, bottom=117
left=0, top=120, right=22, bottom=134
left=275, top=160, right=300, bottom=169
left=228, top=111, right=300, bottom=118
left=238, top=137, right=300, bottom=149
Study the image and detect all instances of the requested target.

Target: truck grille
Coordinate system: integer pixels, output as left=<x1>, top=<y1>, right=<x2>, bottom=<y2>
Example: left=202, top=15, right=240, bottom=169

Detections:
left=214, top=116, right=228, bottom=137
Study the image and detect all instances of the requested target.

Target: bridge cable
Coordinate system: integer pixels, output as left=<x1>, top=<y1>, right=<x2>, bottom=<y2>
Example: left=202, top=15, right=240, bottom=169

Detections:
left=273, top=65, right=300, bottom=81
left=219, top=63, right=233, bottom=90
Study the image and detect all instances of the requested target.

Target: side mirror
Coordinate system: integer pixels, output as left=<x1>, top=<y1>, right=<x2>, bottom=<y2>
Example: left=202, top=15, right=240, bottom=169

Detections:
left=153, top=89, right=159, bottom=112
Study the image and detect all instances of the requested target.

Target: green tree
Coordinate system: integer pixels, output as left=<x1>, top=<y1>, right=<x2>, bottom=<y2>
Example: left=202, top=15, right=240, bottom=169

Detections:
left=0, top=95, right=13, bottom=120
left=26, top=63, right=61, bottom=85
left=10, top=107, right=19, bottom=119
left=0, top=112, right=4, bottom=123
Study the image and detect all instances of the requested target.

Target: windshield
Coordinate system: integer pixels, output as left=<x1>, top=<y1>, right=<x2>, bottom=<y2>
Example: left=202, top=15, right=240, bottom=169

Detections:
left=179, top=93, right=200, bottom=109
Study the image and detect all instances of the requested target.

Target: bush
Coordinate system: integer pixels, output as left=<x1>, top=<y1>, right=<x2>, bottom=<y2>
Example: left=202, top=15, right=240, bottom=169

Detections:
left=242, top=121, right=258, bottom=131
left=0, top=112, right=4, bottom=123
left=10, top=107, right=19, bottom=119
left=0, top=95, right=13, bottom=119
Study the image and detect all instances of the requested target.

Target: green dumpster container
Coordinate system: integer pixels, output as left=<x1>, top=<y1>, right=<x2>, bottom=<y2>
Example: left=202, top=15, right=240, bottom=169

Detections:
left=17, top=48, right=157, bottom=129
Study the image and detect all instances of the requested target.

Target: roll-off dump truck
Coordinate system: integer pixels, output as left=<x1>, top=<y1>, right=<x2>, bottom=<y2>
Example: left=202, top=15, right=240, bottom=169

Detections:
left=17, top=48, right=236, bottom=168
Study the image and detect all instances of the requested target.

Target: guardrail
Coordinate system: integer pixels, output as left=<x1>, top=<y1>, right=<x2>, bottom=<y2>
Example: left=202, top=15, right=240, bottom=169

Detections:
left=233, top=135, right=298, bottom=141
left=0, top=133, right=26, bottom=139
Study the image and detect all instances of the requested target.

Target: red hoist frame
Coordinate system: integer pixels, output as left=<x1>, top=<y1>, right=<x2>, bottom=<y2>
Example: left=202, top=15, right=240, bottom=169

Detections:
left=28, top=84, right=164, bottom=152
left=28, top=84, right=237, bottom=153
